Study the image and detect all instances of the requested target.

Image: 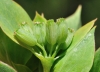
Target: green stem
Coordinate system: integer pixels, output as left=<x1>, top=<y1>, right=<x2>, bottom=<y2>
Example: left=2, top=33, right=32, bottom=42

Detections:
left=27, top=46, right=54, bottom=72
left=49, top=45, right=53, bottom=56
left=27, top=47, right=41, bottom=58
left=36, top=43, right=47, bottom=57
left=52, top=45, right=59, bottom=58
left=40, top=57, right=54, bottom=72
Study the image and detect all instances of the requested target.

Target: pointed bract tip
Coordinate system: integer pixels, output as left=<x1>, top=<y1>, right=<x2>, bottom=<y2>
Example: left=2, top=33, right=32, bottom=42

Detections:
left=41, top=13, right=44, bottom=17
left=94, top=18, right=98, bottom=22
left=78, top=5, right=82, bottom=9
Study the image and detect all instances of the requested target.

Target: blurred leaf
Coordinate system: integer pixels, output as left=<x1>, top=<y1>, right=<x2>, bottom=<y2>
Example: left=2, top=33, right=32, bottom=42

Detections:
left=65, top=5, right=82, bottom=31
left=53, top=20, right=96, bottom=72
left=26, top=55, right=40, bottom=72
left=0, top=0, right=33, bottom=44
left=90, top=48, right=100, bottom=72
left=0, top=29, right=32, bottom=65
left=14, top=63, right=32, bottom=72
left=0, top=61, right=17, bottom=72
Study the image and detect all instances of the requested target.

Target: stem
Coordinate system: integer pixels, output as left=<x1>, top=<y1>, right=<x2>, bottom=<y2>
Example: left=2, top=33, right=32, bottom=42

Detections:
left=27, top=47, right=41, bottom=58
left=49, top=45, right=53, bottom=56
left=36, top=43, right=47, bottom=57
left=52, top=45, right=59, bottom=58
left=40, top=57, right=54, bottom=72
left=27, top=46, right=54, bottom=72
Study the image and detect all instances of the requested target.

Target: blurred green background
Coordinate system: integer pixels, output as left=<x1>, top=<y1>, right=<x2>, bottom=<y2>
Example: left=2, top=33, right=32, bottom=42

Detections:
left=14, top=0, right=100, bottom=48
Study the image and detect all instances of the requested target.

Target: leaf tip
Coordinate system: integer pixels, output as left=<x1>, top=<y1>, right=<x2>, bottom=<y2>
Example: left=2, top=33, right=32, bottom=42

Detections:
left=90, top=18, right=97, bottom=26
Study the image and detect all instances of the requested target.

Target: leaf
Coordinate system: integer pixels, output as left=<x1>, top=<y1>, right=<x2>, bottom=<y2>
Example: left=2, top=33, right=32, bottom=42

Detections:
left=14, top=63, right=32, bottom=72
left=53, top=20, right=96, bottom=72
left=81, top=0, right=100, bottom=48
left=65, top=5, right=82, bottom=31
left=90, top=48, right=100, bottom=72
left=0, top=61, right=17, bottom=72
left=70, top=19, right=96, bottom=51
left=0, top=29, right=32, bottom=65
left=0, top=0, right=33, bottom=44
left=26, top=55, right=40, bottom=72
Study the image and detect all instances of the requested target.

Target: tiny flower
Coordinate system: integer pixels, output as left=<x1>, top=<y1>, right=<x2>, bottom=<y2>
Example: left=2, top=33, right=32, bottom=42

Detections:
left=59, top=28, right=74, bottom=50
left=46, top=19, right=58, bottom=45
left=57, top=18, right=68, bottom=44
left=14, top=24, right=37, bottom=46
left=32, top=22, right=46, bottom=45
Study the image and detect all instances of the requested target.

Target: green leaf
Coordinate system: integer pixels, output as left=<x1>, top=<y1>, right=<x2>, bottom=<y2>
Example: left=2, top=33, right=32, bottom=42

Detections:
left=0, top=61, right=17, bottom=72
left=65, top=5, right=82, bottom=31
left=53, top=20, right=96, bottom=72
left=26, top=55, right=40, bottom=72
left=81, top=0, right=100, bottom=48
left=90, top=48, right=100, bottom=72
left=14, top=63, right=32, bottom=72
left=70, top=19, right=96, bottom=50
left=0, top=29, right=32, bottom=65
left=0, top=0, right=33, bottom=44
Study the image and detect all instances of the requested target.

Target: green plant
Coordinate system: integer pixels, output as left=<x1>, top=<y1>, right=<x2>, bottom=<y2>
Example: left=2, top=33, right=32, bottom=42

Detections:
left=0, top=0, right=99, bottom=72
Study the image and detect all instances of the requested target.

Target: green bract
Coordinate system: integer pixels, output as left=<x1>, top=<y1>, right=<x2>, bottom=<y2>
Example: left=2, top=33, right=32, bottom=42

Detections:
left=14, top=24, right=37, bottom=46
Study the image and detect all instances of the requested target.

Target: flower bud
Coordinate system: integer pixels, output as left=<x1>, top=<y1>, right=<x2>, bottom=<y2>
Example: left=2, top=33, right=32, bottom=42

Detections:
left=32, top=22, right=46, bottom=45
left=46, top=19, right=58, bottom=45
left=14, top=24, right=37, bottom=46
left=57, top=18, right=68, bottom=44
